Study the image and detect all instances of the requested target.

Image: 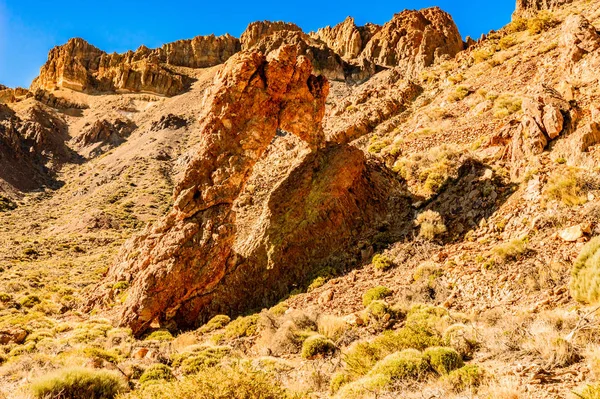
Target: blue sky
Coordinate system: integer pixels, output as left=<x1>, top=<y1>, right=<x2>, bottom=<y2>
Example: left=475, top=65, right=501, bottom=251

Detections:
left=0, top=1, right=515, bottom=88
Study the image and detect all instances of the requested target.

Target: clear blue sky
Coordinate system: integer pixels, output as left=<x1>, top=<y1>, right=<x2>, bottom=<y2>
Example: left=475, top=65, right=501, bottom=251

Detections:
left=0, top=1, right=516, bottom=88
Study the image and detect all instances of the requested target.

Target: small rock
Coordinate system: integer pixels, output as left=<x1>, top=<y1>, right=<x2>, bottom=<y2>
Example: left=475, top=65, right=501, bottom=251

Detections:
left=132, top=348, right=149, bottom=359
left=559, top=224, right=588, bottom=242
left=542, top=104, right=564, bottom=139
left=318, top=289, right=334, bottom=305
left=0, top=327, right=27, bottom=345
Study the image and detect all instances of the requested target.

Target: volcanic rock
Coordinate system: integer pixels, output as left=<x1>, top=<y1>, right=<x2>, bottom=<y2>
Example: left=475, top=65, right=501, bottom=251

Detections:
left=92, top=46, right=411, bottom=336
left=311, top=17, right=381, bottom=60
left=560, top=14, right=600, bottom=65
left=240, top=21, right=303, bottom=50
left=75, top=118, right=137, bottom=150
left=248, top=30, right=347, bottom=81
left=31, top=35, right=240, bottom=97
left=359, top=7, right=463, bottom=77
left=514, top=0, right=575, bottom=18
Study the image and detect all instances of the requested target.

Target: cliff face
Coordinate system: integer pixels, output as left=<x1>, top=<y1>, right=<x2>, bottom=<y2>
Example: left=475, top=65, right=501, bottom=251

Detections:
left=29, top=7, right=463, bottom=94
left=31, top=35, right=240, bottom=96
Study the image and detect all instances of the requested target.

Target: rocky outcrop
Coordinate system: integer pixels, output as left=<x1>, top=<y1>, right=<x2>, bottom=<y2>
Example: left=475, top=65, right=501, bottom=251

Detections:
left=74, top=118, right=137, bottom=158
left=311, top=17, right=381, bottom=60
left=328, top=78, right=423, bottom=144
left=90, top=46, right=411, bottom=336
left=31, top=35, right=240, bottom=96
left=240, top=21, right=303, bottom=50
left=34, top=89, right=88, bottom=109
left=0, top=104, right=70, bottom=191
left=250, top=30, right=347, bottom=81
left=358, top=7, right=463, bottom=77
left=514, top=0, right=574, bottom=18
left=0, top=86, right=30, bottom=104
left=511, top=86, right=571, bottom=177
left=560, top=14, right=600, bottom=65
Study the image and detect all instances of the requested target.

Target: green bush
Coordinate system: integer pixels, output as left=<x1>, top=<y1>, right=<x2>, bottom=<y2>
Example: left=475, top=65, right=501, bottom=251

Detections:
left=20, top=295, right=41, bottom=308
left=83, top=347, right=120, bottom=364
left=571, top=237, right=600, bottom=304
left=505, top=18, right=528, bottom=33
left=330, top=372, right=351, bottom=393
left=423, top=347, right=464, bottom=375
left=302, top=334, right=336, bottom=359
left=441, top=365, right=485, bottom=392
left=31, top=367, right=128, bottom=399
left=368, top=349, right=431, bottom=381
left=224, top=314, right=259, bottom=339
left=365, top=300, right=394, bottom=322
left=139, top=364, right=173, bottom=384
left=112, top=281, right=129, bottom=291
left=372, top=254, right=394, bottom=271
left=544, top=168, right=587, bottom=206
left=492, top=237, right=528, bottom=263
left=172, top=346, right=231, bottom=374
left=198, top=315, right=231, bottom=334
left=493, top=94, right=522, bottom=118
left=362, top=286, right=392, bottom=307
left=499, top=35, right=518, bottom=50
left=343, top=326, right=441, bottom=377
left=447, top=86, right=470, bottom=102
left=144, top=329, right=173, bottom=341
left=121, top=363, right=289, bottom=399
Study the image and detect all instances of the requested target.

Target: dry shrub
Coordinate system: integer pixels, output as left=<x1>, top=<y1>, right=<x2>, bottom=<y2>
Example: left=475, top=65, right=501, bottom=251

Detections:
left=543, top=168, right=588, bottom=207
left=479, top=377, right=525, bottom=399
left=416, top=210, right=447, bottom=240
left=121, top=363, right=290, bottom=399
left=493, top=94, right=522, bottom=118
left=30, top=367, right=128, bottom=399
left=527, top=11, right=558, bottom=35
left=394, top=145, right=463, bottom=198
left=523, top=320, right=579, bottom=368
left=491, top=236, right=528, bottom=264
left=317, top=315, right=350, bottom=341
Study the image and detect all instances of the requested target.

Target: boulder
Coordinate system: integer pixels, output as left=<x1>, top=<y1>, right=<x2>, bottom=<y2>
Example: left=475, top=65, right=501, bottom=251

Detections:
left=570, top=122, right=600, bottom=153
left=543, top=103, right=564, bottom=139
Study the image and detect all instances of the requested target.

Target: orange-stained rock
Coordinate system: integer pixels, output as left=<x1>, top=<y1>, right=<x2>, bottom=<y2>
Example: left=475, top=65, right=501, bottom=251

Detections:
left=359, top=7, right=463, bottom=77
left=246, top=29, right=347, bottom=81
left=89, top=47, right=411, bottom=336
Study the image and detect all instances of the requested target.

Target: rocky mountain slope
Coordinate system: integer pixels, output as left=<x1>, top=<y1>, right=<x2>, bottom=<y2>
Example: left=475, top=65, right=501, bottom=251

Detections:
left=1, top=0, right=600, bottom=398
